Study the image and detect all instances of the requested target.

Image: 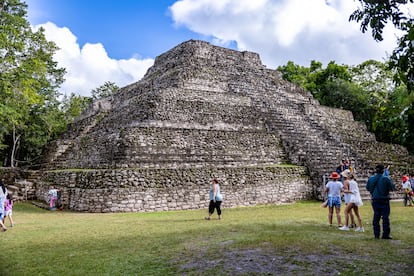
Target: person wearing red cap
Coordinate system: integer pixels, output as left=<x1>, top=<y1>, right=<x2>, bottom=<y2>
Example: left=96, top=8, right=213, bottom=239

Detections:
left=324, top=172, right=344, bottom=227
left=402, top=175, right=413, bottom=207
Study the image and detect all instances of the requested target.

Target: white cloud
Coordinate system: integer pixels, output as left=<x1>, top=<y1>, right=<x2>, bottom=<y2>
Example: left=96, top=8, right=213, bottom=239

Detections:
left=33, top=22, right=154, bottom=97
left=170, top=0, right=403, bottom=68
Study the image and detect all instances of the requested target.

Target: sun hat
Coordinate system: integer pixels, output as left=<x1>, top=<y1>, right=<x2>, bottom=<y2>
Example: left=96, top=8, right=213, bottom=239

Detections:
left=329, top=172, right=340, bottom=179
left=402, top=175, right=409, bottom=182
left=341, top=169, right=352, bottom=178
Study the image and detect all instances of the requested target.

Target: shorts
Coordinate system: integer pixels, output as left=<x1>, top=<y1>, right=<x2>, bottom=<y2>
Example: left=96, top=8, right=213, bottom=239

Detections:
left=5, top=210, right=12, bottom=216
left=327, top=196, right=341, bottom=208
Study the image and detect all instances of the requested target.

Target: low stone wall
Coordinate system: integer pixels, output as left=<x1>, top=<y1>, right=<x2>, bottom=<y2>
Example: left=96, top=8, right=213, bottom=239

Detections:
left=38, top=166, right=312, bottom=213
left=0, top=168, right=37, bottom=201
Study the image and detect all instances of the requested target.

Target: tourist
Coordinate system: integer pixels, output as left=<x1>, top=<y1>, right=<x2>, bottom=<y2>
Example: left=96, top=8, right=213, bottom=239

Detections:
left=336, top=159, right=349, bottom=182
left=401, top=175, right=413, bottom=207
left=325, top=172, right=343, bottom=227
left=340, top=170, right=356, bottom=229
left=48, top=186, right=58, bottom=211
left=0, top=179, right=8, bottom=231
left=366, top=164, right=395, bottom=239
left=410, top=173, right=414, bottom=193
left=339, top=171, right=364, bottom=232
left=205, top=178, right=223, bottom=220
left=3, top=194, right=14, bottom=227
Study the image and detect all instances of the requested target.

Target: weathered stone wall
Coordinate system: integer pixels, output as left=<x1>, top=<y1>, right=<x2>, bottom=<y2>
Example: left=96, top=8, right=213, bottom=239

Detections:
left=37, top=40, right=414, bottom=212
left=0, top=168, right=37, bottom=201
left=38, top=166, right=311, bottom=212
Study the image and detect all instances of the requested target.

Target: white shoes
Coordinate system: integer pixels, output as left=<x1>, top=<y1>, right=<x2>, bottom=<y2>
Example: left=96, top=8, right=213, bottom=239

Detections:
left=338, top=225, right=364, bottom=232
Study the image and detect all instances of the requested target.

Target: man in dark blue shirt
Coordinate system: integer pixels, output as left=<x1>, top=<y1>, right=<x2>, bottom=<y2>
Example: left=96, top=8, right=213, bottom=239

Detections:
left=366, top=164, right=396, bottom=239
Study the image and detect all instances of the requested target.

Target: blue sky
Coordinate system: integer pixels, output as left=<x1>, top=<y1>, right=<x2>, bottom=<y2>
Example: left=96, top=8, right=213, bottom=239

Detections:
left=25, top=0, right=408, bottom=96
left=27, top=0, right=208, bottom=60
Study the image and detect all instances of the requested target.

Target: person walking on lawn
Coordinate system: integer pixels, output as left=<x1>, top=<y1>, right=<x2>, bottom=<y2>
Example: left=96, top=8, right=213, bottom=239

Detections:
left=205, top=178, right=223, bottom=220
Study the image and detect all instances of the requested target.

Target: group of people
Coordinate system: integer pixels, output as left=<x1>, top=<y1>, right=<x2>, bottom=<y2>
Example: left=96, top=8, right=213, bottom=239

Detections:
left=324, top=168, right=364, bottom=232
left=0, top=179, right=14, bottom=232
left=0, top=164, right=410, bottom=239
left=326, top=163, right=397, bottom=239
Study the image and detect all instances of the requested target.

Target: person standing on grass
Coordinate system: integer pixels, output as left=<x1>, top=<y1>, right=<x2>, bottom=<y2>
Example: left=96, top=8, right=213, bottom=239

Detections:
left=205, top=178, right=222, bottom=220
left=410, top=173, right=414, bottom=192
left=366, top=164, right=395, bottom=239
left=339, top=171, right=364, bottom=232
left=0, top=180, right=8, bottom=231
left=341, top=170, right=356, bottom=229
left=325, top=172, right=343, bottom=227
left=401, top=175, right=413, bottom=207
left=48, top=186, right=58, bottom=210
left=3, top=194, right=14, bottom=227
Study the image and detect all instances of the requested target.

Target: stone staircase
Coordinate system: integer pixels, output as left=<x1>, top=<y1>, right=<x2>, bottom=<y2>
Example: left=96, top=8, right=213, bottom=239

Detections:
left=37, top=40, right=413, bottom=205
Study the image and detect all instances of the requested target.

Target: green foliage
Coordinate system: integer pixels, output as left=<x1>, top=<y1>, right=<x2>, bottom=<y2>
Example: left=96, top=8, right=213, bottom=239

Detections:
left=61, top=93, right=92, bottom=123
left=349, top=0, right=414, bottom=93
left=91, top=81, right=119, bottom=100
left=0, top=0, right=66, bottom=166
left=277, top=59, right=414, bottom=153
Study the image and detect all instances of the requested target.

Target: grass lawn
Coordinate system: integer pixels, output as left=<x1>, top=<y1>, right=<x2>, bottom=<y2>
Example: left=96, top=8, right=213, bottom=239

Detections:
left=1, top=200, right=413, bottom=275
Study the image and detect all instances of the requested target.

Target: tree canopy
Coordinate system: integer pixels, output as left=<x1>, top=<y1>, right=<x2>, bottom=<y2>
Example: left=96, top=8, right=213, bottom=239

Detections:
left=91, top=81, right=119, bottom=100
left=0, top=0, right=65, bottom=166
left=349, top=0, right=414, bottom=92
left=349, top=0, right=414, bottom=152
left=277, top=59, right=412, bottom=152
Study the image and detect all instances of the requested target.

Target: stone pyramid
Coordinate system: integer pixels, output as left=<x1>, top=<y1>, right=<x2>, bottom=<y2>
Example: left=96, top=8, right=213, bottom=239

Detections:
left=39, top=40, right=413, bottom=212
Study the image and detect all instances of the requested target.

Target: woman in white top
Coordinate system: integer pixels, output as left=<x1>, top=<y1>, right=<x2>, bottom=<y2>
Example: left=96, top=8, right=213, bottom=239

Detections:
left=339, top=170, right=364, bottom=232
left=342, top=172, right=356, bottom=228
left=0, top=179, right=8, bottom=231
left=205, top=179, right=223, bottom=220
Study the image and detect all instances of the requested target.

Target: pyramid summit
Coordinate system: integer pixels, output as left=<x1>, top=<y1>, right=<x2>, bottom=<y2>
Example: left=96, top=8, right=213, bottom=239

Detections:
left=37, top=40, right=412, bottom=212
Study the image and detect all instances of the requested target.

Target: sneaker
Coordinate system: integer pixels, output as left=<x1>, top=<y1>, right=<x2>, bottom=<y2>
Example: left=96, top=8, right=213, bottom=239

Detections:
left=355, top=227, right=365, bottom=232
left=339, top=226, right=350, bottom=231
left=350, top=223, right=356, bottom=228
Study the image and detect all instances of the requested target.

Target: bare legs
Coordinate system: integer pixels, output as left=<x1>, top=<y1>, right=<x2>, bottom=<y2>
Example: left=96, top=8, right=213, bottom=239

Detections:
left=328, top=206, right=342, bottom=226
left=341, top=203, right=363, bottom=231
left=0, top=220, right=7, bottom=231
left=3, top=214, right=14, bottom=227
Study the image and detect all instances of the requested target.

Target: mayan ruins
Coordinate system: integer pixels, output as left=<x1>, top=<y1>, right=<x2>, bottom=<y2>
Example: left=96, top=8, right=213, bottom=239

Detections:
left=3, top=40, right=414, bottom=212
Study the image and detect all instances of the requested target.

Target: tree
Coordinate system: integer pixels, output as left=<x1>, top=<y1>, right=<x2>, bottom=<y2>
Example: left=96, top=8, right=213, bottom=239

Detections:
left=278, top=58, right=414, bottom=152
left=0, top=0, right=65, bottom=166
left=61, top=93, right=92, bottom=123
left=349, top=0, right=414, bottom=152
left=91, top=81, right=119, bottom=100
left=349, top=0, right=414, bottom=92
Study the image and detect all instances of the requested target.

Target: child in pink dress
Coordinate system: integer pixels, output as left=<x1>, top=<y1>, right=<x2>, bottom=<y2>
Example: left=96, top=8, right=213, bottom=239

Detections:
left=4, top=194, right=14, bottom=227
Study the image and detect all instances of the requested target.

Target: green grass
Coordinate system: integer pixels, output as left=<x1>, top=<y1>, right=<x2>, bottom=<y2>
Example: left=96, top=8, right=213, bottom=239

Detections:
left=1, top=201, right=413, bottom=275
